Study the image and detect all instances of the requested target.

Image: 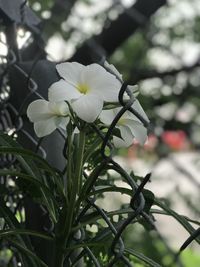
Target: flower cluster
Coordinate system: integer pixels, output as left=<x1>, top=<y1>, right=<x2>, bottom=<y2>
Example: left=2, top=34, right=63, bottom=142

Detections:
left=27, top=62, right=149, bottom=147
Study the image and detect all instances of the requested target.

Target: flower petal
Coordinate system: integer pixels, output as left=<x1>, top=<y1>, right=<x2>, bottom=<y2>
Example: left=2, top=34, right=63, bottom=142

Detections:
left=128, top=85, right=139, bottom=97
left=56, top=62, right=85, bottom=86
left=104, top=61, right=123, bottom=81
left=48, top=79, right=81, bottom=102
left=120, top=99, right=149, bottom=124
left=120, top=110, right=141, bottom=123
left=113, top=136, right=130, bottom=148
left=58, top=117, right=70, bottom=130
left=124, top=119, right=147, bottom=145
left=119, top=125, right=134, bottom=147
left=81, top=63, right=121, bottom=102
left=34, top=117, right=57, bottom=137
left=123, top=85, right=139, bottom=100
left=48, top=101, right=69, bottom=116
left=27, top=100, right=52, bottom=122
left=71, top=94, right=103, bottom=122
left=132, top=99, right=149, bottom=123
left=99, top=109, right=116, bottom=125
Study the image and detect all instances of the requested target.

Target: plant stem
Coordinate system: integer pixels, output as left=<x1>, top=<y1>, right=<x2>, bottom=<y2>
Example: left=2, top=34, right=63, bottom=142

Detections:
left=66, top=122, right=73, bottom=199
left=54, top=129, right=86, bottom=266
left=54, top=239, right=64, bottom=267
left=75, top=129, right=86, bottom=195
left=64, top=130, right=86, bottom=247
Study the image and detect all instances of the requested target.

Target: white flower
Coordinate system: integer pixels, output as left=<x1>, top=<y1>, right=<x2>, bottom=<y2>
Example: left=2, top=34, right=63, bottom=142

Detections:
left=100, top=99, right=149, bottom=148
left=27, top=99, right=69, bottom=137
left=104, top=61, right=139, bottom=98
left=104, top=61, right=123, bottom=81
left=48, top=62, right=121, bottom=123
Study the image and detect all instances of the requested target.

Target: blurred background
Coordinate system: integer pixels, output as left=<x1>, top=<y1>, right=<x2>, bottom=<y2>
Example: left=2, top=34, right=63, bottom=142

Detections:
left=0, top=0, right=200, bottom=266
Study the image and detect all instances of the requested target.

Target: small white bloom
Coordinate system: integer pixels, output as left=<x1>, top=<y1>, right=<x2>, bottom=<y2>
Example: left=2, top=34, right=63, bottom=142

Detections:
left=100, top=99, right=149, bottom=148
left=27, top=99, right=69, bottom=137
left=48, top=62, right=121, bottom=123
left=104, top=61, right=139, bottom=99
left=104, top=61, right=123, bottom=81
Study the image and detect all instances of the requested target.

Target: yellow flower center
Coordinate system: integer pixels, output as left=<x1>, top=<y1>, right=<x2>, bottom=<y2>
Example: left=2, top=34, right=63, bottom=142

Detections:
left=77, top=83, right=90, bottom=94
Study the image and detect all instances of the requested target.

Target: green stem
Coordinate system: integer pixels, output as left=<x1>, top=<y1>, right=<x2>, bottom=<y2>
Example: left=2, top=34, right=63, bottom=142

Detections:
left=83, top=136, right=101, bottom=162
left=76, top=160, right=107, bottom=209
left=54, top=129, right=86, bottom=267
left=54, top=241, right=64, bottom=267
left=75, top=130, right=86, bottom=195
left=66, top=122, right=73, bottom=200
left=54, top=123, right=74, bottom=267
left=63, top=129, right=86, bottom=247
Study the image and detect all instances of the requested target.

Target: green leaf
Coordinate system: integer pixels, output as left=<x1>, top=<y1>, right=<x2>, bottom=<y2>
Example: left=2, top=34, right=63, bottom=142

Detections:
left=151, top=209, right=200, bottom=226
left=88, top=187, right=200, bottom=234
left=0, top=133, right=63, bottom=222
left=73, top=207, right=135, bottom=232
left=0, top=145, right=57, bottom=182
left=0, top=133, right=63, bottom=194
left=0, top=229, right=53, bottom=241
left=84, top=135, right=102, bottom=162
left=124, top=247, right=162, bottom=267
left=90, top=185, right=133, bottom=197
left=0, top=199, right=38, bottom=266
left=64, top=242, right=104, bottom=253
left=8, top=238, right=48, bottom=267
left=0, top=170, right=58, bottom=223
left=0, top=199, right=27, bottom=243
left=91, top=178, right=153, bottom=207
left=0, top=133, right=41, bottom=178
left=0, top=170, right=58, bottom=204
left=155, top=199, right=200, bottom=245
left=77, top=161, right=108, bottom=205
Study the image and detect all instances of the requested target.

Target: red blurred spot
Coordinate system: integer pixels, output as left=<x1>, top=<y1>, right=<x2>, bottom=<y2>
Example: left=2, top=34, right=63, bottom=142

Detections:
left=161, top=130, right=189, bottom=150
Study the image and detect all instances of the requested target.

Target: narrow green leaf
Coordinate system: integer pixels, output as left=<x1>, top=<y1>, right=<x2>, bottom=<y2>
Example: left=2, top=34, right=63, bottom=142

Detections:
left=8, top=238, right=48, bottom=267
left=0, top=229, right=54, bottom=241
left=155, top=199, right=200, bottom=245
left=0, top=170, right=57, bottom=205
left=0, top=199, right=27, bottom=244
left=0, top=200, right=38, bottom=266
left=64, top=242, right=104, bottom=253
left=0, top=133, right=63, bottom=222
left=124, top=247, right=162, bottom=267
left=89, top=185, right=132, bottom=196
left=0, top=146, right=57, bottom=180
left=73, top=207, right=134, bottom=231
left=77, top=161, right=112, bottom=205
left=0, top=170, right=58, bottom=223
left=84, top=136, right=102, bottom=162
left=0, top=133, right=63, bottom=194
left=88, top=187, right=199, bottom=235
left=0, top=133, right=41, bottom=178
left=151, top=209, right=200, bottom=226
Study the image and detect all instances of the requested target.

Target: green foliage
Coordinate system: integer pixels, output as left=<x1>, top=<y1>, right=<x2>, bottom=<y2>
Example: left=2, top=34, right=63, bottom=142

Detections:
left=181, top=249, right=200, bottom=267
left=0, top=131, right=158, bottom=266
